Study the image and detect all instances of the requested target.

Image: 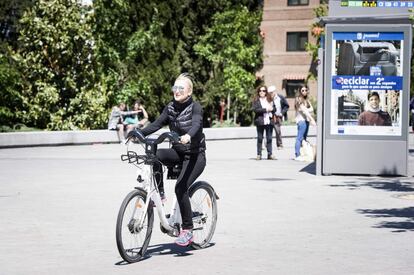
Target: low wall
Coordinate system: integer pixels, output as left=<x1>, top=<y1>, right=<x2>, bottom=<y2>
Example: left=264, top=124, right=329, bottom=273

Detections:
left=0, top=126, right=316, bottom=148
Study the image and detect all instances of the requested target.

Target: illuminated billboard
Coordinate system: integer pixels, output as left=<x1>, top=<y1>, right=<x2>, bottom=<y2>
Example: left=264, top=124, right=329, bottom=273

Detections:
left=330, top=31, right=403, bottom=136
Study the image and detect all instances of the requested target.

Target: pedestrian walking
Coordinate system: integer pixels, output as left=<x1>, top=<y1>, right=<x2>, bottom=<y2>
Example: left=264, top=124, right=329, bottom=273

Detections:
left=294, top=85, right=316, bottom=161
left=268, top=85, right=289, bottom=149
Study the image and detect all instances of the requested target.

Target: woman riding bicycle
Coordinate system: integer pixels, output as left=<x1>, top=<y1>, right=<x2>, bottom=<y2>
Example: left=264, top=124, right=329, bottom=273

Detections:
left=140, top=73, right=206, bottom=246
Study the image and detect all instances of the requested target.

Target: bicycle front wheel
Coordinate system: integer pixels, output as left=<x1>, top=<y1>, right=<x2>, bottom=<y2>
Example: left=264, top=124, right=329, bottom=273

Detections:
left=189, top=181, right=218, bottom=249
left=116, top=189, right=154, bottom=263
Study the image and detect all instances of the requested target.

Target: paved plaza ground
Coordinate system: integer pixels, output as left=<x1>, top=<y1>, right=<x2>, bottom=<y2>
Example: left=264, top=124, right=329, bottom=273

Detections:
left=0, top=137, right=414, bottom=274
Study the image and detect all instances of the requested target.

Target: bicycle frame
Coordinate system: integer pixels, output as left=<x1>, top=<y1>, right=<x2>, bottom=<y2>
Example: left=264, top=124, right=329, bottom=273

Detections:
left=117, top=129, right=218, bottom=262
left=134, top=160, right=182, bottom=236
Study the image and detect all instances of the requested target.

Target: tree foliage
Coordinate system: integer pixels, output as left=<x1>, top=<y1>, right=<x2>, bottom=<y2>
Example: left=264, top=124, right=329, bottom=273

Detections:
left=9, top=0, right=108, bottom=130
left=305, top=4, right=328, bottom=81
left=194, top=7, right=263, bottom=125
left=0, top=0, right=32, bottom=128
left=0, top=0, right=263, bottom=130
left=0, top=0, right=33, bottom=48
left=0, top=53, right=23, bottom=126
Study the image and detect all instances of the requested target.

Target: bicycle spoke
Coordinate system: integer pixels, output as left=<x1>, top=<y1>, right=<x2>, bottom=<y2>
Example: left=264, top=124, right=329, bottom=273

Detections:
left=116, top=189, right=153, bottom=262
left=189, top=184, right=217, bottom=249
left=191, top=192, right=208, bottom=212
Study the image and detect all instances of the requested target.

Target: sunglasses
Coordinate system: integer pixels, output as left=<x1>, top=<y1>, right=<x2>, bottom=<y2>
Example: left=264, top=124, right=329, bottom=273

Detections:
left=172, top=85, right=185, bottom=93
left=259, top=89, right=267, bottom=92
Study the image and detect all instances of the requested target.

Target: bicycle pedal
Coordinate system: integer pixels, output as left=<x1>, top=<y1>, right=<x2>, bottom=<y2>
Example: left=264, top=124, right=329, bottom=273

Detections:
left=192, top=211, right=202, bottom=218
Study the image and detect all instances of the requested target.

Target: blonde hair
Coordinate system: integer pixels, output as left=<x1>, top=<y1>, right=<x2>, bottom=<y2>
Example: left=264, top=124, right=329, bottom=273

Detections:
left=175, top=73, right=193, bottom=93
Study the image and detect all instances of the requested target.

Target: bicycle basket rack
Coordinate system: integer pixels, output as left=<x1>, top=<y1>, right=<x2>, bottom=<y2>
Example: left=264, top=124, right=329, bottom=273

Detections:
left=121, top=151, right=145, bottom=164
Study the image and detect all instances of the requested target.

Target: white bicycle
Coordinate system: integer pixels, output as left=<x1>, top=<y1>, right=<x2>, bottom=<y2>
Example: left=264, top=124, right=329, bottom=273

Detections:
left=116, top=130, right=219, bottom=263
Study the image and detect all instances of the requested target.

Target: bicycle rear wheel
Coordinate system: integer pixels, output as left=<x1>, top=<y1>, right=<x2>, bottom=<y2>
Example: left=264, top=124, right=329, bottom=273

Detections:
left=189, top=181, right=218, bottom=249
left=116, top=189, right=153, bottom=263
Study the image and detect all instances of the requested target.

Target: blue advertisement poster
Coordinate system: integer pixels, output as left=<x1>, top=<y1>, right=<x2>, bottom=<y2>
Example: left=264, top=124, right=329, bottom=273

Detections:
left=330, top=31, right=403, bottom=136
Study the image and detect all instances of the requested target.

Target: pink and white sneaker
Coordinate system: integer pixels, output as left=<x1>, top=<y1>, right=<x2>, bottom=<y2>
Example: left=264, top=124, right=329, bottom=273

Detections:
left=175, top=229, right=193, bottom=246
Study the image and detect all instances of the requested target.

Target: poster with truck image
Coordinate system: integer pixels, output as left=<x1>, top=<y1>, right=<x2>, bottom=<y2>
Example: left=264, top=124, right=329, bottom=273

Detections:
left=330, top=31, right=403, bottom=136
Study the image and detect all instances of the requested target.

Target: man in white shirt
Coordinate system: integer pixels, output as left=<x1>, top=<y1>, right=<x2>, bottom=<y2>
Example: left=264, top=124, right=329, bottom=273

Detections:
left=268, top=85, right=289, bottom=149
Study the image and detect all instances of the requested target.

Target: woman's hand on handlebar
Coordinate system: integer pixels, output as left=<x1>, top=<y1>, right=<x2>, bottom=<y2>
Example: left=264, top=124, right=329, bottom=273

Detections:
left=180, top=134, right=191, bottom=144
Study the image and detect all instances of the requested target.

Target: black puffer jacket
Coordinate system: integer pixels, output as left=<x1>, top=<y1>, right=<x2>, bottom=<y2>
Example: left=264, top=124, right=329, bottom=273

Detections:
left=141, top=97, right=206, bottom=154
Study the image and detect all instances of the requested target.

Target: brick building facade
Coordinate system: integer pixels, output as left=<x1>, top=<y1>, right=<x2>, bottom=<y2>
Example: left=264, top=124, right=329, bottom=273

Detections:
left=260, top=0, right=321, bottom=120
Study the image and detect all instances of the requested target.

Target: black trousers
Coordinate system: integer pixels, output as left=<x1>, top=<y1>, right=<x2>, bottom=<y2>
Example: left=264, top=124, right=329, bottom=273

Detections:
left=153, top=148, right=206, bottom=230
left=256, top=124, right=273, bottom=156
left=273, top=118, right=283, bottom=147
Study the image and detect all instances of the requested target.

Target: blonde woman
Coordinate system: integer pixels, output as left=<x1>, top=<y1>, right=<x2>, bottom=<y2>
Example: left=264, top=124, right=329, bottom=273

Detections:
left=140, top=73, right=205, bottom=246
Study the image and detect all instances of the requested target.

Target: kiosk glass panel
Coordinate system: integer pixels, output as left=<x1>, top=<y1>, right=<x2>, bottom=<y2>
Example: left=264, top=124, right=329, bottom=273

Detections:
left=330, top=31, right=403, bottom=136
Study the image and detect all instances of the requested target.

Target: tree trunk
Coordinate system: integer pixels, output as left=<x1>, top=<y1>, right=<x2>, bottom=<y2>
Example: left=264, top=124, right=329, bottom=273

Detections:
left=227, top=92, right=231, bottom=121
left=234, top=109, right=237, bottom=124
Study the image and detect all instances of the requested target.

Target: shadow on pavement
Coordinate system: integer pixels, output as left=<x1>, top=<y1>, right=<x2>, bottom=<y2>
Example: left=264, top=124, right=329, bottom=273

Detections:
left=248, top=158, right=278, bottom=161
left=331, top=178, right=414, bottom=232
left=329, top=178, right=414, bottom=192
left=145, top=242, right=193, bottom=257
left=357, top=207, right=414, bottom=232
left=114, top=254, right=152, bottom=265
left=115, top=243, right=216, bottom=265
left=146, top=242, right=216, bottom=258
left=299, top=162, right=316, bottom=175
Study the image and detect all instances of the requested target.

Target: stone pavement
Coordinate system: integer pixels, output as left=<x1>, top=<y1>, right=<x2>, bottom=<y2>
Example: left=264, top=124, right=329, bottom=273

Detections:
left=0, top=137, right=413, bottom=275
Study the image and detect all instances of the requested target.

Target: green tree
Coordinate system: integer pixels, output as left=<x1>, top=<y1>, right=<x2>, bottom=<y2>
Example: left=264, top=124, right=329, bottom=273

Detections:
left=0, top=0, right=32, bottom=129
left=0, top=0, right=33, bottom=48
left=305, top=3, right=328, bottom=81
left=94, top=0, right=263, bottom=124
left=93, top=0, right=179, bottom=119
left=194, top=6, right=263, bottom=125
left=0, top=0, right=264, bottom=130
left=0, top=53, right=23, bottom=128
left=12, top=0, right=108, bottom=130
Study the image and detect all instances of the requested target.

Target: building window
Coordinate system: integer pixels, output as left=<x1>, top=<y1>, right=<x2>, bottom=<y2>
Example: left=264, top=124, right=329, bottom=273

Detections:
left=288, top=0, right=309, bottom=6
left=284, top=80, right=305, bottom=98
left=286, top=32, right=308, bottom=51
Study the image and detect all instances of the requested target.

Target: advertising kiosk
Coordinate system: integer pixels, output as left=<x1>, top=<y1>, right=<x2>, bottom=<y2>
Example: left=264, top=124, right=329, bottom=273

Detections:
left=316, top=1, right=412, bottom=175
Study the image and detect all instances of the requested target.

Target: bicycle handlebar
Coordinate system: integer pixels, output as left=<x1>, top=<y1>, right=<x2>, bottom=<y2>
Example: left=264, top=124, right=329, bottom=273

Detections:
left=155, top=131, right=181, bottom=145
left=122, top=129, right=181, bottom=163
left=126, top=129, right=181, bottom=145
